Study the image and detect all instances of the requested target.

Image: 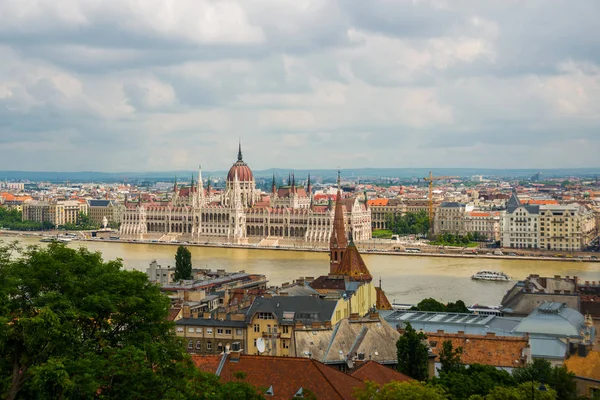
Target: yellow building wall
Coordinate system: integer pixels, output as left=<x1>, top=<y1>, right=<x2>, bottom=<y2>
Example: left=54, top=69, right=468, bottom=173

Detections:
left=331, top=282, right=377, bottom=325
left=246, top=314, right=293, bottom=357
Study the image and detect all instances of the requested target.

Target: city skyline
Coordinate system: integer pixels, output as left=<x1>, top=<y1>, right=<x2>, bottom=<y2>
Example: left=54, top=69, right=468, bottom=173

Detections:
left=1, top=1, right=599, bottom=171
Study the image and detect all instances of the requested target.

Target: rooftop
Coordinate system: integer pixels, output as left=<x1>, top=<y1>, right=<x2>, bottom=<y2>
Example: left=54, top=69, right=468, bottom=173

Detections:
left=350, top=361, right=412, bottom=386
left=564, top=350, right=600, bottom=382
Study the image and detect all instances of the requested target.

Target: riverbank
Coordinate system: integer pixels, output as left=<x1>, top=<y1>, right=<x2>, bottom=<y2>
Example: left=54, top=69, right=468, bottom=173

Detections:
left=2, top=230, right=599, bottom=263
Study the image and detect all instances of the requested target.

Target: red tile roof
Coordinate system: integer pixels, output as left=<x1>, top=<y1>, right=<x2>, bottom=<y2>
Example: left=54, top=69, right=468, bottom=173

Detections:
left=368, top=199, right=389, bottom=206
left=191, top=355, right=221, bottom=374
left=217, top=354, right=365, bottom=400
left=350, top=361, right=412, bottom=385
left=426, top=332, right=528, bottom=368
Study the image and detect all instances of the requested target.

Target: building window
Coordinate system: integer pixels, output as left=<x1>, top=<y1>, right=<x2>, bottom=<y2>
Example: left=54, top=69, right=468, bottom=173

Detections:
left=254, top=324, right=260, bottom=333
left=217, top=328, right=223, bottom=335
left=218, top=342, right=223, bottom=352
left=177, top=326, right=184, bottom=332
left=195, top=327, right=202, bottom=333
left=188, top=327, right=194, bottom=333
left=282, top=340, right=289, bottom=349
left=258, top=312, right=274, bottom=320
left=254, top=338, right=257, bottom=347
left=196, top=341, right=202, bottom=350
left=188, top=340, right=193, bottom=350
left=206, top=328, right=213, bottom=334
left=236, top=329, right=243, bottom=336
left=283, top=326, right=289, bottom=334
left=225, top=329, right=232, bottom=335
left=207, top=342, right=212, bottom=350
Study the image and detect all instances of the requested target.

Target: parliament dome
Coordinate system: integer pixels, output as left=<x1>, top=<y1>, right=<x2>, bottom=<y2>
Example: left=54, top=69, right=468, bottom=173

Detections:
left=227, top=144, right=254, bottom=182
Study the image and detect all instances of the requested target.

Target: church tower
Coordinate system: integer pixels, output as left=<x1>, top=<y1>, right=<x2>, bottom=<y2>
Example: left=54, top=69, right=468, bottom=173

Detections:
left=329, top=170, right=347, bottom=274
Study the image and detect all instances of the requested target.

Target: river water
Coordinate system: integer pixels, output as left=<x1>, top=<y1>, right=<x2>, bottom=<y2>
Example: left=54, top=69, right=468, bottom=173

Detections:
left=4, top=236, right=599, bottom=306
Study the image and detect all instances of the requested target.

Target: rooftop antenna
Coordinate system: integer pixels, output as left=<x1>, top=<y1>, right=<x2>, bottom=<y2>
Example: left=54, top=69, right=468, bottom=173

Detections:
left=256, top=337, right=266, bottom=353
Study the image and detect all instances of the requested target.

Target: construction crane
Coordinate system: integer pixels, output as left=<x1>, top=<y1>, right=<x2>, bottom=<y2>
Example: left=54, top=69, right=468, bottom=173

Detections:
left=423, top=171, right=459, bottom=221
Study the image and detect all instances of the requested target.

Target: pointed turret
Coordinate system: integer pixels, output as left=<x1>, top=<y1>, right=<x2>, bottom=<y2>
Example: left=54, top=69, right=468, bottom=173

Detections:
left=329, top=169, right=348, bottom=274
left=334, top=230, right=372, bottom=282
left=237, top=140, right=243, bottom=162
left=307, top=173, right=312, bottom=196
left=292, top=173, right=296, bottom=195
left=271, top=173, right=276, bottom=195
left=173, top=176, right=178, bottom=193
left=197, top=165, right=205, bottom=205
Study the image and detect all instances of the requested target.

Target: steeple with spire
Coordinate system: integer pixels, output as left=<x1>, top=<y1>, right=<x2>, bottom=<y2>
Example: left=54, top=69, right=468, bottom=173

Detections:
left=271, top=173, right=276, bottom=195
left=329, top=169, right=348, bottom=274
left=237, top=140, right=243, bottom=162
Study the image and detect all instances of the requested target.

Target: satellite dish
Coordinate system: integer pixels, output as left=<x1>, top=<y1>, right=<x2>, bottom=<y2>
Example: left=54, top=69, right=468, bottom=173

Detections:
left=257, top=338, right=266, bottom=353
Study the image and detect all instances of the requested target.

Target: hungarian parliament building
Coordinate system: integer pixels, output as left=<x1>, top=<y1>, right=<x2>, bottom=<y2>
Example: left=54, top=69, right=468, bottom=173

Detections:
left=119, top=145, right=372, bottom=244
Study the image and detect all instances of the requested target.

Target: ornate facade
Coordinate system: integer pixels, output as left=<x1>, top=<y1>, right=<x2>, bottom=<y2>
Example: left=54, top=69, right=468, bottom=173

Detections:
left=120, top=146, right=372, bottom=244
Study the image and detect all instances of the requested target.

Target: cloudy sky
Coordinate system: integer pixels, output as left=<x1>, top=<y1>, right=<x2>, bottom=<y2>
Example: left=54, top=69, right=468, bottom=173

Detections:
left=1, top=0, right=599, bottom=172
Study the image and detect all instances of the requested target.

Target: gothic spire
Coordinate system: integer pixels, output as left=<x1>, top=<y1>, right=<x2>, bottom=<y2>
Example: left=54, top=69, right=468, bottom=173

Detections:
left=329, top=170, right=348, bottom=274
left=292, top=173, right=296, bottom=195
left=237, top=140, right=243, bottom=162
left=272, top=173, right=276, bottom=194
left=173, top=176, right=178, bottom=193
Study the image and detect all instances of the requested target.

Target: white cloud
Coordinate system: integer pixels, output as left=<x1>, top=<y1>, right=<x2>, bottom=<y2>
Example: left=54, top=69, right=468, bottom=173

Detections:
left=0, top=0, right=599, bottom=171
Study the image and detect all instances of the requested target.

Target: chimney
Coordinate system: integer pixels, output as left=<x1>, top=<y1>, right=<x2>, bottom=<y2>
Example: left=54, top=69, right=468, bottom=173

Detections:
left=369, top=312, right=379, bottom=320
left=297, top=277, right=305, bottom=285
left=457, top=330, right=465, bottom=335
left=577, top=343, right=589, bottom=358
left=230, top=313, right=245, bottom=321
left=311, top=322, right=321, bottom=329
left=217, top=312, right=226, bottom=321
left=305, top=277, right=315, bottom=283
left=294, top=321, right=304, bottom=329
left=349, top=313, right=360, bottom=321
left=324, top=321, right=332, bottom=329
left=437, top=329, right=445, bottom=334
left=183, top=305, right=191, bottom=319
left=230, top=352, right=241, bottom=362
left=192, top=311, right=199, bottom=319
left=486, top=332, right=496, bottom=337
left=203, top=312, right=211, bottom=319
left=279, top=292, right=288, bottom=297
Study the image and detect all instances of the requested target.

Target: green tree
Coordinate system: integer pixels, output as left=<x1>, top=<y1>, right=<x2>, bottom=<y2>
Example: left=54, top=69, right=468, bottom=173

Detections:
left=174, top=245, right=193, bottom=281
left=417, top=298, right=447, bottom=312
left=433, top=363, right=516, bottom=400
left=397, top=322, right=430, bottom=381
left=387, top=211, right=431, bottom=236
left=0, top=241, right=255, bottom=400
left=355, top=380, right=447, bottom=400
left=512, top=359, right=577, bottom=400
left=438, top=340, right=463, bottom=374
left=484, top=381, right=557, bottom=399
left=446, top=300, right=470, bottom=313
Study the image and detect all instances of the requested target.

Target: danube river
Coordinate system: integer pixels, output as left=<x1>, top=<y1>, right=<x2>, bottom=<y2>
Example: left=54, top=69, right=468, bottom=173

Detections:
left=4, top=237, right=599, bottom=305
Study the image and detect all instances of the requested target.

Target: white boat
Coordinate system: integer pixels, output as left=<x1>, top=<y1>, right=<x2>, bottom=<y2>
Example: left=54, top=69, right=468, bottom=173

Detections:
left=57, top=237, right=73, bottom=243
left=468, top=304, right=503, bottom=316
left=471, top=270, right=511, bottom=281
left=40, top=237, right=55, bottom=243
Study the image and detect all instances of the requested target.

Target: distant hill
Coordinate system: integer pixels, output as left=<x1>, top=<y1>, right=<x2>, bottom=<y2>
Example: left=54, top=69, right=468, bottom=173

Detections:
left=1, top=167, right=600, bottom=183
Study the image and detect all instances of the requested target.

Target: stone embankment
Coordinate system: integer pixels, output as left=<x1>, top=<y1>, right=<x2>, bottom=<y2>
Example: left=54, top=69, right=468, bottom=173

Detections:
left=1, top=230, right=599, bottom=263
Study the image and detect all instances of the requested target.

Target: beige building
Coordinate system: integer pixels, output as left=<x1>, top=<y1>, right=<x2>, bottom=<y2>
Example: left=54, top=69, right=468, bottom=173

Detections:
left=538, top=204, right=596, bottom=251
left=464, top=211, right=501, bottom=241
left=22, top=200, right=51, bottom=223
left=245, top=296, right=337, bottom=357
left=368, top=198, right=405, bottom=230
left=433, top=202, right=474, bottom=235
left=175, top=310, right=246, bottom=355
left=22, top=200, right=88, bottom=227
left=87, top=199, right=121, bottom=226
left=501, top=193, right=597, bottom=251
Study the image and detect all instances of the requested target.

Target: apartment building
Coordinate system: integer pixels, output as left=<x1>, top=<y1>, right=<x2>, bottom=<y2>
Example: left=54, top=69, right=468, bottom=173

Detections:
left=464, top=211, right=501, bottom=241
left=22, top=200, right=89, bottom=227
left=368, top=198, right=404, bottom=230
left=87, top=199, right=121, bottom=226
left=433, top=202, right=474, bottom=235
left=501, top=193, right=597, bottom=251
left=176, top=310, right=246, bottom=355
left=501, top=193, right=541, bottom=249
left=538, top=204, right=596, bottom=251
